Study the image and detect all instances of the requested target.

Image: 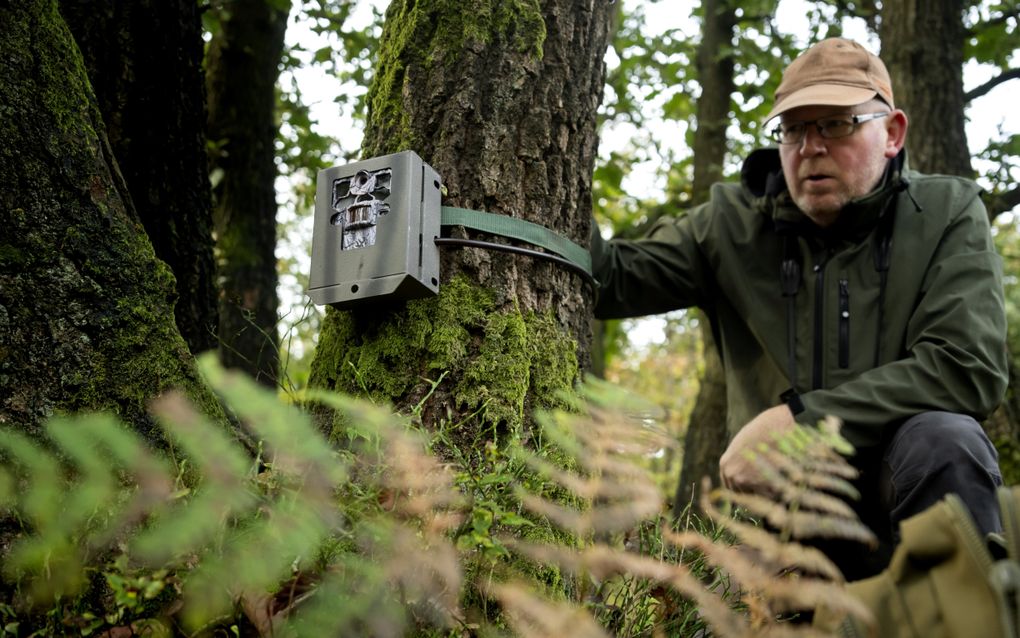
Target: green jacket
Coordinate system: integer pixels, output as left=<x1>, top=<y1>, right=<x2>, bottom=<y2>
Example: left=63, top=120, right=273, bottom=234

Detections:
left=592, top=149, right=1008, bottom=447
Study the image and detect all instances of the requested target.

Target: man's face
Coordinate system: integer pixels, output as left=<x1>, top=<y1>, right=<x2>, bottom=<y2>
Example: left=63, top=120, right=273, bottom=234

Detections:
left=778, top=101, right=905, bottom=227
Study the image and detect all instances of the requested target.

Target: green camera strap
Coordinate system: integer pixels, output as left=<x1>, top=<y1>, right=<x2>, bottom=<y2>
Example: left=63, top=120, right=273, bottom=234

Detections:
left=439, top=206, right=592, bottom=276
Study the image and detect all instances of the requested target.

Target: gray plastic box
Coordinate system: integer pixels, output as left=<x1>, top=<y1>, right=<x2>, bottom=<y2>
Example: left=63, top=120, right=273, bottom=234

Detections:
left=307, top=151, right=442, bottom=308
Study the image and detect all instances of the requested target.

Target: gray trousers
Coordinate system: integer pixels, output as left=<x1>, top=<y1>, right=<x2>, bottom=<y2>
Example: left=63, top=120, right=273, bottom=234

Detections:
left=878, top=411, right=1003, bottom=536
left=826, top=411, right=1003, bottom=580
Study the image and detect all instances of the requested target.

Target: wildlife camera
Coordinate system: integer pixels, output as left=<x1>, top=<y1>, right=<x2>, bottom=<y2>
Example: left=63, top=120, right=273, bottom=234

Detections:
left=307, top=150, right=442, bottom=309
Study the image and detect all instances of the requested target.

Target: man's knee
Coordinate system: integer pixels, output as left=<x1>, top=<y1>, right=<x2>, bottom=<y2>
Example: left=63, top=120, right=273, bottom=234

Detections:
left=882, top=411, right=1002, bottom=535
left=885, top=411, right=999, bottom=483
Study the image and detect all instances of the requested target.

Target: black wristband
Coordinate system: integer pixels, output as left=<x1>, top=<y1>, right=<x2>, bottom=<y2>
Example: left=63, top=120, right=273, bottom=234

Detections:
left=780, top=388, right=804, bottom=415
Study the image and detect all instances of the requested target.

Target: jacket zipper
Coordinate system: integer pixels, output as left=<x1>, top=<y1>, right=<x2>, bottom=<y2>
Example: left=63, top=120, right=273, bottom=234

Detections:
left=838, top=279, right=850, bottom=368
left=812, top=260, right=826, bottom=389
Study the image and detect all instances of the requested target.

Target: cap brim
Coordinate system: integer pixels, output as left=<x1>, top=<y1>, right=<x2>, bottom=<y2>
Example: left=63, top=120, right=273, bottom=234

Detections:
left=764, top=85, right=879, bottom=123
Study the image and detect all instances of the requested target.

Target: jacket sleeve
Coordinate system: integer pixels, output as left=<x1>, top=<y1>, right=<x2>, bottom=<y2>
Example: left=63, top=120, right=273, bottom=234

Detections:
left=591, top=206, right=716, bottom=319
left=796, top=193, right=1008, bottom=447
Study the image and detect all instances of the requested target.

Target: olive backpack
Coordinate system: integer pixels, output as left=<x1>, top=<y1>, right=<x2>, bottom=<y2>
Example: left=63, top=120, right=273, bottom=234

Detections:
left=816, top=486, right=1020, bottom=637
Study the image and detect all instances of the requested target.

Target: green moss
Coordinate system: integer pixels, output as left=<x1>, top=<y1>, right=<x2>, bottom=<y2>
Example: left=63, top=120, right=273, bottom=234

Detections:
left=307, top=308, right=357, bottom=390
left=456, top=307, right=531, bottom=436
left=308, top=276, right=580, bottom=444
left=310, top=276, right=497, bottom=405
left=525, top=312, right=579, bottom=411
left=427, top=0, right=546, bottom=61
left=422, top=277, right=494, bottom=371
left=364, top=0, right=420, bottom=154
left=0, top=1, right=228, bottom=446
left=0, top=244, right=28, bottom=269
left=70, top=301, right=225, bottom=437
left=498, top=0, right=546, bottom=57
left=37, top=0, right=99, bottom=144
left=61, top=189, right=225, bottom=435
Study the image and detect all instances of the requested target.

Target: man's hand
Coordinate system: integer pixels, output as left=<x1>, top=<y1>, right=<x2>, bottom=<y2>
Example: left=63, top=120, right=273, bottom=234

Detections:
left=719, top=404, right=796, bottom=493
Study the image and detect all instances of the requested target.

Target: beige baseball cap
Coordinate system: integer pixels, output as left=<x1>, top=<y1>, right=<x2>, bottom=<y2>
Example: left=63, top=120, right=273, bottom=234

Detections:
left=764, top=38, right=894, bottom=122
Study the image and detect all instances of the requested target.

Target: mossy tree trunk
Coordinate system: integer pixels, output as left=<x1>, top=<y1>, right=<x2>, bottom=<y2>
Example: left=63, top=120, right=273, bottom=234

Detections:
left=58, top=0, right=219, bottom=355
left=0, top=0, right=224, bottom=439
left=309, top=0, right=612, bottom=446
left=206, top=0, right=290, bottom=386
left=674, top=0, right=735, bottom=515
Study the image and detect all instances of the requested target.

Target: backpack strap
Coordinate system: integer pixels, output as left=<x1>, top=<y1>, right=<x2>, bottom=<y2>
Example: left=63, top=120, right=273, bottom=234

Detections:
left=992, top=487, right=1020, bottom=638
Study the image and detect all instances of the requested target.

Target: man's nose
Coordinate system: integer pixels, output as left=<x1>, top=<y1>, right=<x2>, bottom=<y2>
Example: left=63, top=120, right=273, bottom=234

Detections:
left=799, top=125, right=827, bottom=155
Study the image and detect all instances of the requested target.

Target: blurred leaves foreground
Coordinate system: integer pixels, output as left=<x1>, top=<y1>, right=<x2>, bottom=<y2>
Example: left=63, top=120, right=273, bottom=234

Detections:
left=0, top=355, right=876, bottom=637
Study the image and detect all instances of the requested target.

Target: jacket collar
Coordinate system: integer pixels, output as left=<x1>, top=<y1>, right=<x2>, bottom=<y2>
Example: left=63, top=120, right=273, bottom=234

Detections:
left=742, top=148, right=909, bottom=241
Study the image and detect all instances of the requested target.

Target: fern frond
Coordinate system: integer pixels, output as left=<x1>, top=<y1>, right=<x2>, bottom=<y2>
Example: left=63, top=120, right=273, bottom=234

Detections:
left=720, top=489, right=876, bottom=546
left=0, top=413, right=174, bottom=599
left=698, top=493, right=843, bottom=582
left=0, top=427, right=65, bottom=530
left=0, top=429, right=86, bottom=596
left=280, top=517, right=463, bottom=637
left=756, top=449, right=861, bottom=504
left=201, top=357, right=347, bottom=489
left=513, top=385, right=673, bottom=536
left=509, top=540, right=748, bottom=637
left=664, top=530, right=873, bottom=625
left=288, top=386, right=465, bottom=636
left=488, top=581, right=611, bottom=638
left=0, top=355, right=469, bottom=635
left=155, top=360, right=353, bottom=630
left=670, top=419, right=880, bottom=636
left=130, top=392, right=258, bottom=565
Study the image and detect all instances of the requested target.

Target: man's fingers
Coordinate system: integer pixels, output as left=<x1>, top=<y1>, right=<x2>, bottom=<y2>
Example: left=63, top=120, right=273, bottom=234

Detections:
left=720, top=455, right=765, bottom=493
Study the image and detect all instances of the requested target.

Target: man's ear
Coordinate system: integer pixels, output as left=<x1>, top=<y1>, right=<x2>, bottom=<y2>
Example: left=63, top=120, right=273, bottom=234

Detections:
left=884, top=110, right=908, bottom=158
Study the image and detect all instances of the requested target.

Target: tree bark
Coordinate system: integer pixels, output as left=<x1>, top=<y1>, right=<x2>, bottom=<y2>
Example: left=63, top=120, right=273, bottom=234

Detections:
left=879, top=0, right=972, bottom=176
left=309, top=0, right=612, bottom=446
left=0, top=0, right=224, bottom=439
left=59, top=0, right=219, bottom=355
left=675, top=0, right=736, bottom=515
left=690, top=0, right=735, bottom=204
left=206, top=0, right=289, bottom=386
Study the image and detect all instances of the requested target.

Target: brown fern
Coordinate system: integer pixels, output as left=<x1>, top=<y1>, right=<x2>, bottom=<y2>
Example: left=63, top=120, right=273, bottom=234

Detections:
left=516, top=396, right=675, bottom=536
left=508, top=540, right=749, bottom=637
left=488, top=581, right=612, bottom=638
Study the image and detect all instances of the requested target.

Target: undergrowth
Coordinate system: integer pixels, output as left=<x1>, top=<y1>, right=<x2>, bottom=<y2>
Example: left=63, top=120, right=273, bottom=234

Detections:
left=0, top=355, right=875, bottom=637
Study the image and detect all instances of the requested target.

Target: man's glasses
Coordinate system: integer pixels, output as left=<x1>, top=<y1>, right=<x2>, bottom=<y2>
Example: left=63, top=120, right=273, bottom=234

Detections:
left=770, top=112, right=890, bottom=145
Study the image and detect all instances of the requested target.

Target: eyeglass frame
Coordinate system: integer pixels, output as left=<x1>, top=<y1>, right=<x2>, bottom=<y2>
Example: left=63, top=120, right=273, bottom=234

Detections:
left=770, top=111, right=891, bottom=145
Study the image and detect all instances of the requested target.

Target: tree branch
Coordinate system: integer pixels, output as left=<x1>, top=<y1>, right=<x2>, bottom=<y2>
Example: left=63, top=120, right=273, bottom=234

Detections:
left=987, top=186, right=1020, bottom=221
left=965, top=68, right=1020, bottom=102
